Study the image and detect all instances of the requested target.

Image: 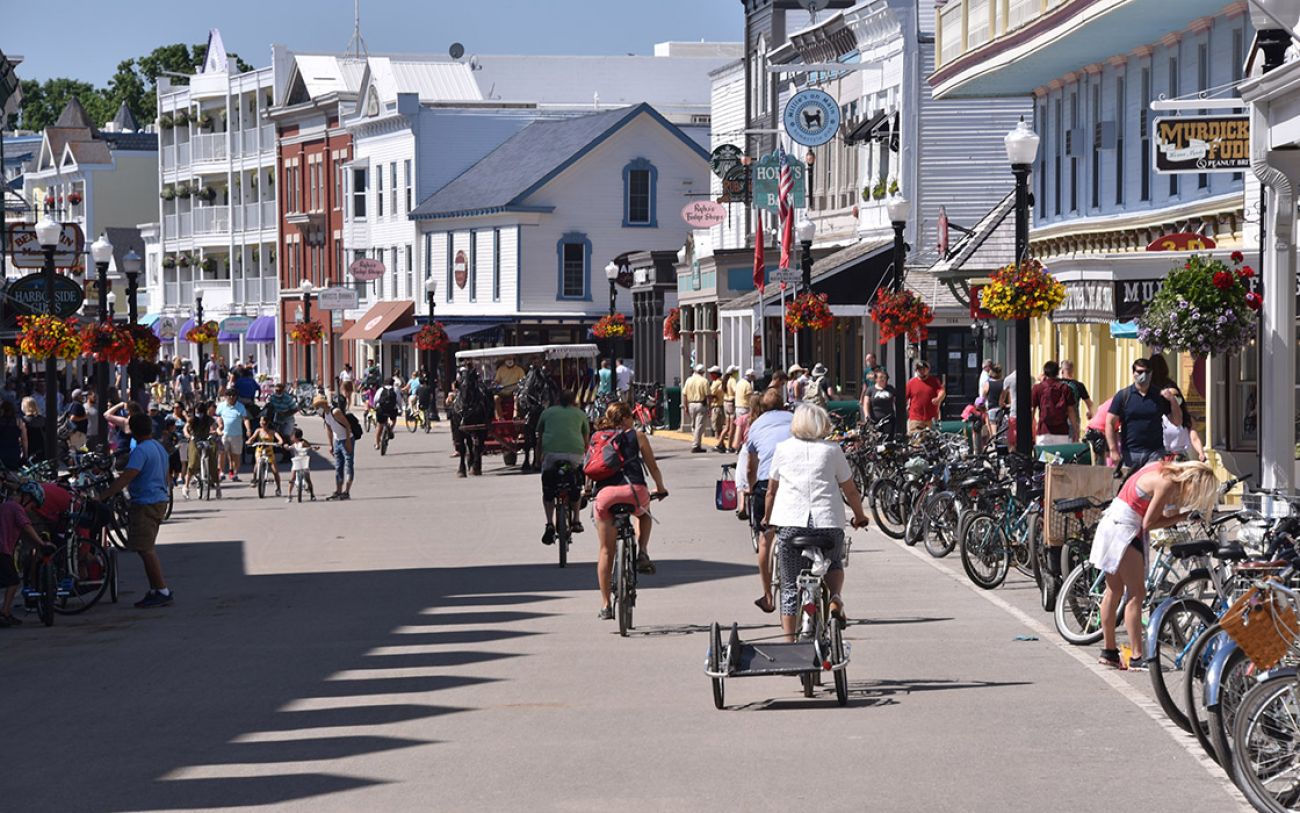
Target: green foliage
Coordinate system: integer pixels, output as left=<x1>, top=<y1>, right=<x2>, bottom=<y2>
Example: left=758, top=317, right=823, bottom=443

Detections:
left=16, top=43, right=255, bottom=130
left=1136, top=253, right=1259, bottom=358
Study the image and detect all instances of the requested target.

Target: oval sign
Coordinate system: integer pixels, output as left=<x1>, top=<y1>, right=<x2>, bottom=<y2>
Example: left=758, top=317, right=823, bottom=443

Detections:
left=681, top=201, right=727, bottom=229
left=1145, top=232, right=1217, bottom=252
left=454, top=250, right=468, bottom=289
left=157, top=316, right=179, bottom=339
left=349, top=258, right=386, bottom=282
left=783, top=88, right=841, bottom=147
left=220, top=316, right=253, bottom=335
left=7, top=272, right=85, bottom=318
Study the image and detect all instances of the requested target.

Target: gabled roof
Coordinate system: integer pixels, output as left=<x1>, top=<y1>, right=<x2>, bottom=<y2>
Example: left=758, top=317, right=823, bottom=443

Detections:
left=928, top=192, right=1016, bottom=279
left=410, top=102, right=709, bottom=221
left=470, top=54, right=727, bottom=111
left=358, top=57, right=481, bottom=109
left=65, top=140, right=112, bottom=166
left=286, top=54, right=368, bottom=104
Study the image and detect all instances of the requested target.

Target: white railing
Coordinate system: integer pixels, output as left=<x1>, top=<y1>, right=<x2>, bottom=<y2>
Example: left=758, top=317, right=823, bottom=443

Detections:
left=232, top=205, right=243, bottom=232
left=244, top=203, right=261, bottom=231
left=260, top=200, right=276, bottom=227
left=260, top=126, right=275, bottom=152
left=164, top=214, right=178, bottom=237
left=261, top=277, right=278, bottom=303
left=193, top=206, right=229, bottom=236
left=939, top=3, right=964, bottom=66
left=165, top=282, right=180, bottom=307
left=180, top=281, right=194, bottom=306
left=1008, top=0, right=1040, bottom=30
left=192, top=133, right=227, bottom=163
left=967, top=0, right=992, bottom=49
left=178, top=215, right=192, bottom=239
left=242, top=129, right=258, bottom=155
left=176, top=142, right=191, bottom=167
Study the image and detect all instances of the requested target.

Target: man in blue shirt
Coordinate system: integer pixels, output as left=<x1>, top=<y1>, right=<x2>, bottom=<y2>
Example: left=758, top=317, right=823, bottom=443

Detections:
left=215, top=389, right=250, bottom=481
left=99, top=414, right=173, bottom=608
left=743, top=388, right=794, bottom=614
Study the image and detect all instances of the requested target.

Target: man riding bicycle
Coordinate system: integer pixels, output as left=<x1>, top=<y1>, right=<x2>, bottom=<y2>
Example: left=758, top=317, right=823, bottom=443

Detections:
left=536, top=390, right=590, bottom=546
left=373, top=376, right=401, bottom=449
left=265, top=381, right=298, bottom=441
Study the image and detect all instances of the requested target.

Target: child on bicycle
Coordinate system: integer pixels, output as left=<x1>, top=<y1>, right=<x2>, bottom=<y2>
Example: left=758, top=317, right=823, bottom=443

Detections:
left=287, top=429, right=316, bottom=502
left=248, top=415, right=286, bottom=497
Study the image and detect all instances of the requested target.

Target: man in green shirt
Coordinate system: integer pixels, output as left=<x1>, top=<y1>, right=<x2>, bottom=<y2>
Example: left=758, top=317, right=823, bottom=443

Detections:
left=536, top=390, right=591, bottom=546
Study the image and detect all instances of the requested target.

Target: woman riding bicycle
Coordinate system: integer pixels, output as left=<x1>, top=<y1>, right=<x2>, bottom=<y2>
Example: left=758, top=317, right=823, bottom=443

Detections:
left=590, top=401, right=667, bottom=621
left=1090, top=459, right=1219, bottom=670
left=182, top=401, right=219, bottom=499
left=761, top=403, right=870, bottom=640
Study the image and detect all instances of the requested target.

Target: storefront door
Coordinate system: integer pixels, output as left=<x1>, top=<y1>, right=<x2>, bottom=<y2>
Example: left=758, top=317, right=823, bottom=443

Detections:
left=923, top=327, right=981, bottom=420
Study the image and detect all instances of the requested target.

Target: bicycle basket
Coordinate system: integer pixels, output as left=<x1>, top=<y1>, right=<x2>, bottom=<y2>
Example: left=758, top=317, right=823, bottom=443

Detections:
left=1220, top=585, right=1300, bottom=670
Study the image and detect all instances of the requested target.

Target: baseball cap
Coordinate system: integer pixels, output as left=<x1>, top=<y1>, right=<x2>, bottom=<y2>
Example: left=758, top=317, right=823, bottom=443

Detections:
left=694, top=364, right=705, bottom=373
left=707, top=365, right=721, bottom=374
left=744, top=368, right=755, bottom=377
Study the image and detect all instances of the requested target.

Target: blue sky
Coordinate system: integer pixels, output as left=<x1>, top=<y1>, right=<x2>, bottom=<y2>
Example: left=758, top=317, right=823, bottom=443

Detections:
left=8, top=0, right=744, bottom=84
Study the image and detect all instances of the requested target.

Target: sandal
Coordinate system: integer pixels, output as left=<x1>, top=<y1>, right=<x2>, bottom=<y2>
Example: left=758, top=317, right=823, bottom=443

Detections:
left=1099, top=648, right=1123, bottom=669
left=754, top=596, right=775, bottom=614
left=829, top=594, right=846, bottom=624
left=0, top=613, right=22, bottom=628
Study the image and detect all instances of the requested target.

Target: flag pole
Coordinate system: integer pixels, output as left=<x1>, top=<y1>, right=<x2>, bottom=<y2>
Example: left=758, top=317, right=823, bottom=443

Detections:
left=780, top=282, right=787, bottom=370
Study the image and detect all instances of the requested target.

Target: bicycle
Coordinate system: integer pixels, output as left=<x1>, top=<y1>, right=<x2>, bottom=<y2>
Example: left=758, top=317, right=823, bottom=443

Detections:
left=250, top=441, right=280, bottom=499
left=379, top=418, right=394, bottom=456
left=363, top=405, right=377, bottom=433
left=405, top=404, right=432, bottom=433
left=611, top=491, right=666, bottom=637
left=191, top=438, right=219, bottom=501
left=551, top=462, right=582, bottom=568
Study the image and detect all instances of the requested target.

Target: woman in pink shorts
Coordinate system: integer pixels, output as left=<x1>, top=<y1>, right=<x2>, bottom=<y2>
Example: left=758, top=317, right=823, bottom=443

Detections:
left=591, top=402, right=667, bottom=621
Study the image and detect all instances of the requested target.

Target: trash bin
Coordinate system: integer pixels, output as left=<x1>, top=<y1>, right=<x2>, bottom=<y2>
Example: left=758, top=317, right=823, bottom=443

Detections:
left=665, top=386, right=681, bottom=430
left=1035, top=443, right=1092, bottom=464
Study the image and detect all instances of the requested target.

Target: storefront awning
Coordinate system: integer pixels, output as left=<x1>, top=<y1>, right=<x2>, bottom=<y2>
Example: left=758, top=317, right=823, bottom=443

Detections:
left=381, top=325, right=421, bottom=343
left=177, top=318, right=197, bottom=342
left=844, top=110, right=887, bottom=145
left=444, top=321, right=506, bottom=342
left=929, top=192, right=1015, bottom=281
left=340, top=301, right=414, bottom=342
left=138, top=312, right=161, bottom=328
left=244, top=315, right=276, bottom=344
left=725, top=237, right=893, bottom=312
left=1110, top=321, right=1139, bottom=340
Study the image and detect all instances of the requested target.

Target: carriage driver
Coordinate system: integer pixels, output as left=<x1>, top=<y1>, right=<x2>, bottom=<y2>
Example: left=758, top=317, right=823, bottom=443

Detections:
left=494, top=357, right=526, bottom=419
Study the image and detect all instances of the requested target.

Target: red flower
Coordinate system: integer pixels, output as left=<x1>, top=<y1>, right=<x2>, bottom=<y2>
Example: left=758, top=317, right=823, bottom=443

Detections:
left=1212, top=271, right=1234, bottom=290
left=1238, top=266, right=1255, bottom=280
left=1246, top=292, right=1263, bottom=311
left=1231, top=250, right=1245, bottom=264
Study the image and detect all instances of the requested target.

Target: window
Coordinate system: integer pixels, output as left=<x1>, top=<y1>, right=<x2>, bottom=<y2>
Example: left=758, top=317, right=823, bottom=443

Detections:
left=309, top=156, right=318, bottom=211
left=390, top=163, right=397, bottom=217
left=1069, top=92, right=1078, bottom=213
left=1090, top=82, right=1100, bottom=210
left=390, top=246, right=398, bottom=299
left=376, top=166, right=384, bottom=217
left=1038, top=101, right=1047, bottom=219
left=404, top=159, right=412, bottom=214
left=493, top=228, right=501, bottom=302
left=1168, top=56, right=1179, bottom=198
left=1053, top=98, right=1062, bottom=215
left=1116, top=76, right=1126, bottom=206
left=334, top=157, right=342, bottom=210
left=1198, top=43, right=1209, bottom=189
left=352, top=168, right=367, bottom=218
left=623, top=157, right=657, bottom=227
left=353, top=250, right=367, bottom=299
left=1140, top=68, right=1151, bottom=202
left=556, top=232, right=590, bottom=300
left=468, top=230, right=477, bottom=303
left=404, top=243, right=413, bottom=300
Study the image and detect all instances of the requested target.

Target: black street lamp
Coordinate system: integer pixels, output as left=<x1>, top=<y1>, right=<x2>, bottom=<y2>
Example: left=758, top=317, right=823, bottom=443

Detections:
left=123, top=249, right=142, bottom=403
left=90, top=234, right=113, bottom=450
left=195, top=290, right=206, bottom=392
left=299, top=279, right=315, bottom=387
left=424, top=276, right=440, bottom=421
left=886, top=196, right=911, bottom=431
left=603, top=261, right=620, bottom=316
left=34, top=214, right=61, bottom=467
left=796, top=216, right=816, bottom=293
left=1005, top=118, right=1041, bottom=457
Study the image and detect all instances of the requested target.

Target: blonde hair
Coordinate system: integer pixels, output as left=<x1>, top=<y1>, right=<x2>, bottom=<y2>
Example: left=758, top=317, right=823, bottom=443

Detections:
left=1161, top=460, right=1219, bottom=514
left=20, top=397, right=37, bottom=416
left=790, top=403, right=832, bottom=440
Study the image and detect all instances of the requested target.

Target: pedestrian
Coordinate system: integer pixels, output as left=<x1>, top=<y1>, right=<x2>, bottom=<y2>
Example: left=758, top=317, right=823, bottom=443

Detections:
left=803, top=362, right=835, bottom=408
left=287, top=429, right=317, bottom=502
left=1104, top=358, right=1184, bottom=470
left=863, top=369, right=897, bottom=436
left=982, top=364, right=1005, bottom=430
left=0, top=401, right=25, bottom=470
left=536, top=389, right=590, bottom=546
left=98, top=413, right=175, bottom=608
left=744, top=388, right=793, bottom=614
left=0, top=488, right=48, bottom=626
left=1000, top=368, right=1018, bottom=445
left=720, top=365, right=739, bottom=451
left=767, top=369, right=789, bottom=408
left=708, top=365, right=728, bottom=453
left=204, top=355, right=221, bottom=400
left=215, top=389, right=250, bottom=481
left=977, top=359, right=994, bottom=402
left=730, top=368, right=755, bottom=449
left=1090, top=460, right=1218, bottom=669
left=85, top=391, right=101, bottom=450
left=1059, top=360, right=1093, bottom=441
left=595, top=359, right=614, bottom=400
left=681, top=363, right=710, bottom=453
left=615, top=358, right=633, bottom=402
left=1163, top=399, right=1207, bottom=462
left=1030, top=361, right=1076, bottom=447
left=785, top=364, right=805, bottom=403
left=862, top=352, right=881, bottom=386
left=183, top=401, right=219, bottom=499
left=904, top=360, right=945, bottom=434
left=20, top=397, right=45, bottom=464
left=248, top=415, right=286, bottom=496
left=63, top=389, right=88, bottom=453
left=317, top=395, right=354, bottom=500
left=174, top=364, right=195, bottom=406
left=760, top=403, right=870, bottom=639
left=962, top=397, right=992, bottom=452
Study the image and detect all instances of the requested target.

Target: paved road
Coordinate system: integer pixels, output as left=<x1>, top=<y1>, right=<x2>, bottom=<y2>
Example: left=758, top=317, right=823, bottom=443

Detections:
left=4, top=424, right=1248, bottom=812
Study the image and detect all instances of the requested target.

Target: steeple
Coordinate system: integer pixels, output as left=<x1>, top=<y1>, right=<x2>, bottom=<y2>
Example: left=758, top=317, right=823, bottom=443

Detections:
left=109, top=101, right=138, bottom=133
left=54, top=97, right=94, bottom=129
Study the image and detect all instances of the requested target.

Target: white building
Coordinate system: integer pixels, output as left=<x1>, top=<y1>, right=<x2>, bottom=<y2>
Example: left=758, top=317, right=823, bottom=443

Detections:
left=154, top=29, right=278, bottom=372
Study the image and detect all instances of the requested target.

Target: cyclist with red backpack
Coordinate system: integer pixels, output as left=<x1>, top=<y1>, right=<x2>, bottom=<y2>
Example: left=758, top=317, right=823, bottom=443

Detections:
left=585, top=401, right=667, bottom=621
left=1029, top=361, right=1076, bottom=447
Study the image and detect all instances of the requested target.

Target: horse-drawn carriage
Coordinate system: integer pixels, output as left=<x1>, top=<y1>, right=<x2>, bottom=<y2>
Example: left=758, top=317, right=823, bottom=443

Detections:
left=451, top=343, right=599, bottom=474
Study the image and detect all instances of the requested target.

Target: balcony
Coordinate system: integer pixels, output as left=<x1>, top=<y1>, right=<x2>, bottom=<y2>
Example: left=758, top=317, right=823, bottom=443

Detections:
left=931, top=0, right=1230, bottom=99
left=193, top=206, right=229, bottom=236
left=191, top=132, right=227, bottom=164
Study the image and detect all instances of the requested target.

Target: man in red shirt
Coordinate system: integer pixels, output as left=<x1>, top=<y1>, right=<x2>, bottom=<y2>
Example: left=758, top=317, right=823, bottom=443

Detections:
left=1030, top=360, right=1077, bottom=446
left=904, top=360, right=945, bottom=434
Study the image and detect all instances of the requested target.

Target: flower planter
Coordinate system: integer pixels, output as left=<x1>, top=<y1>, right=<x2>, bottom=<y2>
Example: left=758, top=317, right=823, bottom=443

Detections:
left=290, top=320, right=324, bottom=345
left=785, top=292, right=833, bottom=332
left=871, top=289, right=933, bottom=344
left=981, top=259, right=1066, bottom=320
left=1136, top=253, right=1259, bottom=357
left=592, top=313, right=632, bottom=339
left=414, top=323, right=449, bottom=352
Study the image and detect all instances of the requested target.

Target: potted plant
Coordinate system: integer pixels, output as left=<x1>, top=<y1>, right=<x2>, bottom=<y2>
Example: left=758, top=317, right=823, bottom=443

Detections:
left=888, top=177, right=900, bottom=196
left=861, top=185, right=873, bottom=203
left=197, top=111, right=213, bottom=129
left=18, top=316, right=82, bottom=361
left=197, top=185, right=217, bottom=203
left=67, top=191, right=83, bottom=206
left=176, top=182, right=191, bottom=199
left=185, top=320, right=219, bottom=345
left=43, top=194, right=55, bottom=209
left=871, top=180, right=887, bottom=200
left=162, top=255, right=176, bottom=269
left=174, top=109, right=190, bottom=126
left=158, top=113, right=174, bottom=129
left=414, top=323, right=449, bottom=352
left=80, top=323, right=133, bottom=365
left=289, top=320, right=324, bottom=345
left=249, top=175, right=258, bottom=191
left=160, top=185, right=175, bottom=201
left=251, top=247, right=260, bottom=263
left=1137, top=252, right=1260, bottom=358
left=592, top=313, right=632, bottom=339
left=268, top=247, right=276, bottom=262
left=201, top=256, right=217, bottom=273
left=785, top=292, right=834, bottom=332
left=981, top=258, right=1067, bottom=320
left=126, top=324, right=162, bottom=361
left=663, top=307, right=681, bottom=341
left=178, top=254, right=192, bottom=268
left=871, top=289, right=934, bottom=344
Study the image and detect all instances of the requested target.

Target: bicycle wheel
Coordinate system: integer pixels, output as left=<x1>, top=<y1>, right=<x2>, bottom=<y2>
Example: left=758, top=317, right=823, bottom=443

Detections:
left=960, top=513, right=1010, bottom=590
left=1232, top=674, right=1300, bottom=813
left=709, top=621, right=725, bottom=710
left=380, top=426, right=390, bottom=456
left=1026, top=512, right=1056, bottom=611
left=1183, top=624, right=1228, bottom=761
left=924, top=491, right=960, bottom=559
left=364, top=412, right=374, bottom=432
left=555, top=500, right=569, bottom=569
left=869, top=479, right=906, bottom=539
left=1170, top=568, right=1215, bottom=604
left=903, top=498, right=927, bottom=548
left=405, top=411, right=418, bottom=432
left=616, top=535, right=633, bottom=636
left=1208, top=645, right=1253, bottom=780
left=36, top=557, right=55, bottom=626
left=256, top=460, right=267, bottom=499
left=832, top=620, right=848, bottom=707
left=107, top=543, right=118, bottom=603
left=164, top=487, right=174, bottom=520
left=52, top=540, right=110, bottom=615
left=1147, top=597, right=1216, bottom=733
left=1053, top=562, right=1108, bottom=645
left=107, top=497, right=129, bottom=549
left=424, top=414, right=432, bottom=434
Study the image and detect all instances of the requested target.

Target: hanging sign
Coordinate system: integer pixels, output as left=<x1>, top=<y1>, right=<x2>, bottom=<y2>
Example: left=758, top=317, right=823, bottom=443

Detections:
left=1153, top=114, right=1250, bottom=174
left=710, top=144, right=743, bottom=179
left=782, top=89, right=841, bottom=147
left=454, top=249, right=468, bottom=289
left=220, top=315, right=253, bottom=335
left=752, top=151, right=806, bottom=213
left=348, top=258, right=385, bottom=282
left=5, top=272, right=85, bottom=318
left=1144, top=232, right=1217, bottom=252
left=681, top=201, right=727, bottom=229
left=318, top=286, right=359, bottom=311
left=719, top=165, right=751, bottom=204
left=1052, top=280, right=1115, bottom=324
left=157, top=316, right=179, bottom=340
left=1113, top=279, right=1165, bottom=321
left=9, top=223, right=85, bottom=269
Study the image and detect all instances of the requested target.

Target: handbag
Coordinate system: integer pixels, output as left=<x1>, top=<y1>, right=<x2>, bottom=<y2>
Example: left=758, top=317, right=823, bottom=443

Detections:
left=715, top=478, right=738, bottom=511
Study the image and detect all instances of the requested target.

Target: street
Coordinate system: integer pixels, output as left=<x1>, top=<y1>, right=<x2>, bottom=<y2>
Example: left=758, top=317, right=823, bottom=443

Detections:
left=4, top=425, right=1249, bottom=812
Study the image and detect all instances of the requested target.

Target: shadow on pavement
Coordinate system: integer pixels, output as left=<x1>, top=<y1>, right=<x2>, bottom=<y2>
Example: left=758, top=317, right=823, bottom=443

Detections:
left=1, top=539, right=750, bottom=811
left=728, top=678, right=1033, bottom=712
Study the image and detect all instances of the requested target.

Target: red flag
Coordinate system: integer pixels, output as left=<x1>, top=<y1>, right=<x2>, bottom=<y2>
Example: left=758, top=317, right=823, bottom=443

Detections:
left=753, top=209, right=765, bottom=293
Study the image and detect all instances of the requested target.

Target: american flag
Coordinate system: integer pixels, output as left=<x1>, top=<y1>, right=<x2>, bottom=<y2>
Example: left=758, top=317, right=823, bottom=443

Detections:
left=777, top=145, right=794, bottom=272
left=753, top=209, right=765, bottom=293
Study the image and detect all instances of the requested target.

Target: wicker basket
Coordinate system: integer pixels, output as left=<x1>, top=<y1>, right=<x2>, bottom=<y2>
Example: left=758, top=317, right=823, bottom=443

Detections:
left=1220, top=585, right=1300, bottom=670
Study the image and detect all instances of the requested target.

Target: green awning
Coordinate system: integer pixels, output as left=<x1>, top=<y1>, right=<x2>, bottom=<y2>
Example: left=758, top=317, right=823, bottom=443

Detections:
left=138, top=312, right=161, bottom=327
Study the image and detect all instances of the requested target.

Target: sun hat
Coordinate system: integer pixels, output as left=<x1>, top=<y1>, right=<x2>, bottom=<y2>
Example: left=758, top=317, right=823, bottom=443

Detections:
left=811, top=363, right=828, bottom=377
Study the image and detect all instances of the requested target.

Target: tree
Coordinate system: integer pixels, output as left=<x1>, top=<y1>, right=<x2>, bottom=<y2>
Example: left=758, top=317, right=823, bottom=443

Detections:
left=17, top=77, right=112, bottom=131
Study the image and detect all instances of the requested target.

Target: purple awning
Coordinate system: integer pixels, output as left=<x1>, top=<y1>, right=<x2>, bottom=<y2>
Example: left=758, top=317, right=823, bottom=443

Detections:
left=244, top=315, right=276, bottom=344
left=176, top=318, right=197, bottom=341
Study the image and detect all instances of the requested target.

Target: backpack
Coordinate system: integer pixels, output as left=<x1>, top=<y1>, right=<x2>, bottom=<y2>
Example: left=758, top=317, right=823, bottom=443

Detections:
left=803, top=377, right=828, bottom=408
left=584, top=428, right=629, bottom=481
left=344, top=411, right=364, bottom=441
left=378, top=386, right=397, bottom=411
left=1038, top=379, right=1073, bottom=433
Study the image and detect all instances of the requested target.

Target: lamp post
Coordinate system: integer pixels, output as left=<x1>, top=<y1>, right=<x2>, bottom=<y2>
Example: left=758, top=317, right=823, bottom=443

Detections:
left=886, top=195, right=911, bottom=431
left=604, top=261, right=620, bottom=360
left=35, top=214, right=61, bottom=467
left=299, top=279, right=315, bottom=387
left=424, top=276, right=440, bottom=420
left=1005, top=118, right=1041, bottom=457
left=90, top=234, right=113, bottom=450
left=796, top=215, right=816, bottom=292
left=123, top=249, right=141, bottom=403
left=195, top=290, right=206, bottom=394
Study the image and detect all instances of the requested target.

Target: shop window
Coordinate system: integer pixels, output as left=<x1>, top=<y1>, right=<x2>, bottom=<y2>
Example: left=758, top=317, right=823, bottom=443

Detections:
left=623, top=158, right=657, bottom=227
left=556, top=232, right=590, bottom=300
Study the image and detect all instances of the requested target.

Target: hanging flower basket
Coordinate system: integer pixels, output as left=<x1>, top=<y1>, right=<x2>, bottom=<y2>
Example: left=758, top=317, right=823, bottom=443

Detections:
left=174, top=110, right=190, bottom=126
left=1136, top=253, right=1259, bottom=358
left=17, top=315, right=82, bottom=361
left=80, top=322, right=133, bottom=365
left=178, top=254, right=191, bottom=268
left=162, top=255, right=176, bottom=269
left=158, top=113, right=174, bottom=129
left=176, top=183, right=192, bottom=199
left=663, top=307, right=681, bottom=341
left=981, top=258, right=1067, bottom=320
left=785, top=292, right=834, bottom=333
left=290, top=319, right=324, bottom=345
left=185, top=320, right=219, bottom=345
left=125, top=324, right=162, bottom=361
left=592, top=313, right=632, bottom=339
left=67, top=191, right=82, bottom=206
left=413, top=322, right=449, bottom=352
left=201, top=257, right=217, bottom=273
left=871, top=289, right=934, bottom=344
left=160, top=185, right=175, bottom=201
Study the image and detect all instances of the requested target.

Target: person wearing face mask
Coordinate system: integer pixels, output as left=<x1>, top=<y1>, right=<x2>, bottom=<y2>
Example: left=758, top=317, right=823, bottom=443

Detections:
left=1104, top=358, right=1184, bottom=471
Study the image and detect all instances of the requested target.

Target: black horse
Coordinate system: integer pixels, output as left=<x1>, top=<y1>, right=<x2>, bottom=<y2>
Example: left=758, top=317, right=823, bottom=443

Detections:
left=449, top=366, right=491, bottom=477
left=515, top=364, right=559, bottom=472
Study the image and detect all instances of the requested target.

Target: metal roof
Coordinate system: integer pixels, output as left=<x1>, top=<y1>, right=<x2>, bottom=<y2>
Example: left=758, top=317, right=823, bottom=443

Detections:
left=470, top=54, right=725, bottom=110
left=367, top=57, right=481, bottom=103
left=928, top=192, right=1017, bottom=280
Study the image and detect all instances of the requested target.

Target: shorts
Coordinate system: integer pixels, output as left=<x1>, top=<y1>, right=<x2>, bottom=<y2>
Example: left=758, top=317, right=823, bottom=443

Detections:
left=0, top=552, right=17, bottom=588
left=736, top=406, right=750, bottom=417
left=724, top=401, right=736, bottom=416
left=221, top=435, right=244, bottom=459
left=377, top=409, right=398, bottom=424
left=541, top=453, right=584, bottom=501
left=594, top=483, right=651, bottom=521
left=906, top=419, right=933, bottom=433
left=125, top=502, right=168, bottom=552
left=748, top=480, right=770, bottom=536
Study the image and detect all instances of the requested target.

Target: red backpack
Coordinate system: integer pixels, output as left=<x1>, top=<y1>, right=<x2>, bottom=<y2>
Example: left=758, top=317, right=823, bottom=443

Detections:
left=584, top=429, right=629, bottom=481
left=1038, top=379, right=1073, bottom=433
